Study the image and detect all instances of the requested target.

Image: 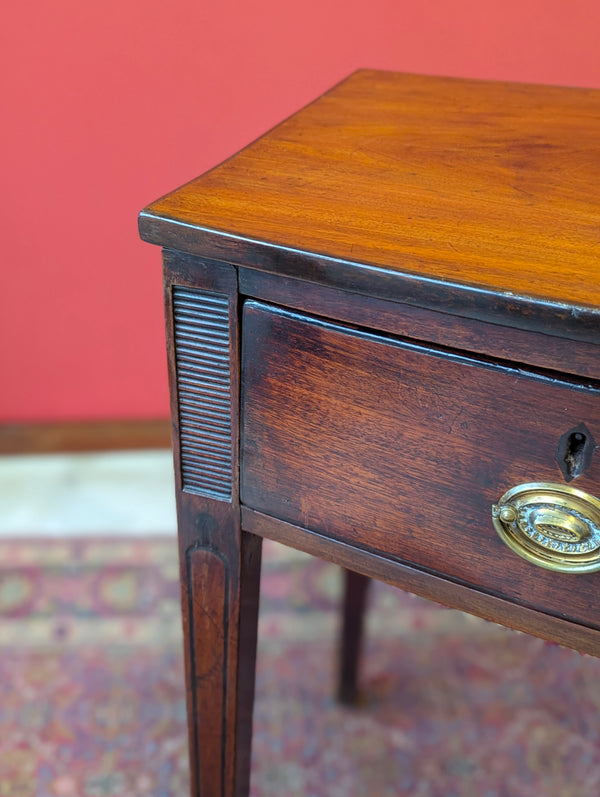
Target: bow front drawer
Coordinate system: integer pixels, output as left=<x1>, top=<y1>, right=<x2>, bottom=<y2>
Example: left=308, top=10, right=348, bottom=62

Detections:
left=241, top=301, right=600, bottom=629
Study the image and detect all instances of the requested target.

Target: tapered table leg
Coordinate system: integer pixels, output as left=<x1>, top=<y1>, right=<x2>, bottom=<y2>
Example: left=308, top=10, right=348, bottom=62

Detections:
left=162, top=252, right=259, bottom=795
left=337, top=569, right=371, bottom=705
left=180, top=506, right=262, bottom=797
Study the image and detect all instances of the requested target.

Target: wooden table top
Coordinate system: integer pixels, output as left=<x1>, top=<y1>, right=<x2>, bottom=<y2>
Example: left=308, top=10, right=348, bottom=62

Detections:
left=140, top=70, right=600, bottom=338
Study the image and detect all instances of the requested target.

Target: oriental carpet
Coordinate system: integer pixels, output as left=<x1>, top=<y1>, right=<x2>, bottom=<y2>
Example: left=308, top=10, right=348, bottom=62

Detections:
left=0, top=538, right=599, bottom=796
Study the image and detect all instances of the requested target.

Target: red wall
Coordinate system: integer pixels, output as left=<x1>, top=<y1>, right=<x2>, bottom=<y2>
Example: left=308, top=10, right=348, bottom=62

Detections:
left=2, top=0, right=599, bottom=422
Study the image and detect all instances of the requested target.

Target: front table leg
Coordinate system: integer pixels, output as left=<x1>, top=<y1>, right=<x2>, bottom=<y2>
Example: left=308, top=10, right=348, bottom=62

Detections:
left=163, top=252, right=259, bottom=796
left=179, top=500, right=262, bottom=797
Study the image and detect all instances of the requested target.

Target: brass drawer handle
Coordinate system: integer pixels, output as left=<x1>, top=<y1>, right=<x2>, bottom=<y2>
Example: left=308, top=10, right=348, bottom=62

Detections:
left=492, top=482, right=600, bottom=573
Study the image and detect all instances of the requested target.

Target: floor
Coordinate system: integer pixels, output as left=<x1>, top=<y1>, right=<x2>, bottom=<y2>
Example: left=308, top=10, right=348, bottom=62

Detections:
left=0, top=450, right=177, bottom=536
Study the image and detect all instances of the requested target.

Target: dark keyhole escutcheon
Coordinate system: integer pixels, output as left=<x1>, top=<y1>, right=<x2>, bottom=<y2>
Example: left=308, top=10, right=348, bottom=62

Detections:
left=556, top=423, right=596, bottom=482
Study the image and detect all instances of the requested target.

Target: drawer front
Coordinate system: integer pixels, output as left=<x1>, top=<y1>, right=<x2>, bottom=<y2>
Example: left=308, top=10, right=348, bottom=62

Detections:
left=241, top=302, right=600, bottom=629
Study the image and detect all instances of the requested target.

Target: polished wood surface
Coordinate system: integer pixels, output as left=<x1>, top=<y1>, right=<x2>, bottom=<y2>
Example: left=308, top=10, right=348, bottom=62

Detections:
left=239, top=268, right=600, bottom=380
left=140, top=70, right=600, bottom=797
left=241, top=505, right=600, bottom=657
left=140, top=70, right=600, bottom=339
left=241, top=302, right=600, bottom=629
left=162, top=255, right=262, bottom=797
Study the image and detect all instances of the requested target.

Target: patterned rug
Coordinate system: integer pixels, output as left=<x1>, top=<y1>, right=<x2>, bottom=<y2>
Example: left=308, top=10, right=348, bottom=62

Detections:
left=1, top=538, right=600, bottom=796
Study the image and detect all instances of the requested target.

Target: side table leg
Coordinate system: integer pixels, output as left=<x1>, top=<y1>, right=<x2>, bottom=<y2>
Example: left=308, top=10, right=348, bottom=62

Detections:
left=337, top=569, right=371, bottom=705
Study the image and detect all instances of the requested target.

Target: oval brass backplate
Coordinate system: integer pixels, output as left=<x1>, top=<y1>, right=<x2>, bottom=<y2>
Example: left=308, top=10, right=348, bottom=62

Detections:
left=492, top=482, right=600, bottom=573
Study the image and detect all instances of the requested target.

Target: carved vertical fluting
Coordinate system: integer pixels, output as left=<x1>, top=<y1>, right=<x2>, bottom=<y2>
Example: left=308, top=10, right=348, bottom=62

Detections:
left=172, top=286, right=233, bottom=500
left=163, top=251, right=262, bottom=797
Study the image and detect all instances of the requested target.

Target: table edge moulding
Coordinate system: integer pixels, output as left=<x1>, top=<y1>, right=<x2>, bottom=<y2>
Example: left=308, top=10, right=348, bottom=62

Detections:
left=139, top=69, right=600, bottom=797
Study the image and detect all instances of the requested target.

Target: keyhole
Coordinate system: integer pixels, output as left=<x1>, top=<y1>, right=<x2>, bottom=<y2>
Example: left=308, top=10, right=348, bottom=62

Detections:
left=556, top=423, right=596, bottom=482
left=568, top=432, right=586, bottom=469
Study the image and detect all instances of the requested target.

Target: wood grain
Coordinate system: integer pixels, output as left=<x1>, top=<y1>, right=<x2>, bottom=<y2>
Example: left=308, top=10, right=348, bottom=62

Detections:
left=187, top=547, right=228, bottom=797
left=163, top=252, right=262, bottom=797
left=242, top=506, right=600, bottom=658
left=141, top=71, right=600, bottom=797
left=239, top=268, right=600, bottom=380
left=241, top=302, right=600, bottom=630
left=140, top=70, right=600, bottom=338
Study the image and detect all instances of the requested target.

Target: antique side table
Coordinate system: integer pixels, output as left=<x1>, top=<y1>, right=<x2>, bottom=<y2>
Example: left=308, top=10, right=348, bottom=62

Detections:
left=139, top=70, right=600, bottom=797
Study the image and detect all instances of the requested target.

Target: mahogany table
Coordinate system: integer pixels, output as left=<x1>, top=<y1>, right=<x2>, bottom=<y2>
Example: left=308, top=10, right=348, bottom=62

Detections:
left=139, top=70, right=600, bottom=797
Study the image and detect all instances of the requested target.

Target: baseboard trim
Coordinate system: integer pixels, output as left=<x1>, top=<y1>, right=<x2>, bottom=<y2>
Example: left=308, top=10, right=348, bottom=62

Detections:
left=0, top=419, right=172, bottom=455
